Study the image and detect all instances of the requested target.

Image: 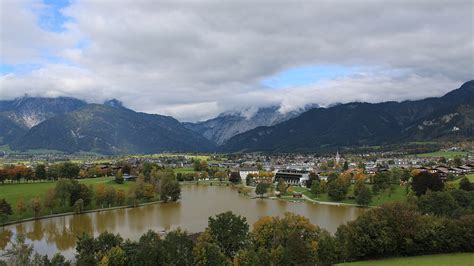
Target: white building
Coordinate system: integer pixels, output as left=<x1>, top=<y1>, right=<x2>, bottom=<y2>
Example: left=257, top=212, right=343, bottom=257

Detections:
left=238, top=167, right=259, bottom=183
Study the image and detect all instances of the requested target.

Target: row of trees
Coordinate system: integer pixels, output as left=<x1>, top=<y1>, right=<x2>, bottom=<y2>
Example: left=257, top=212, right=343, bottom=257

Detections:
left=0, top=162, right=80, bottom=184
left=176, top=170, right=229, bottom=182
left=0, top=168, right=181, bottom=223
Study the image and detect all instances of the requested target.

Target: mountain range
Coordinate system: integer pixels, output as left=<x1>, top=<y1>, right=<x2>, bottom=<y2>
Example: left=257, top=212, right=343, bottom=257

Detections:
left=0, top=80, right=472, bottom=154
left=221, top=80, right=474, bottom=152
left=1, top=99, right=215, bottom=154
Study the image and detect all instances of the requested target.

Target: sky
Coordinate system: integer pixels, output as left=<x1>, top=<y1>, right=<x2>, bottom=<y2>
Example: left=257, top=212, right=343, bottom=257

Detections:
left=0, top=0, right=473, bottom=122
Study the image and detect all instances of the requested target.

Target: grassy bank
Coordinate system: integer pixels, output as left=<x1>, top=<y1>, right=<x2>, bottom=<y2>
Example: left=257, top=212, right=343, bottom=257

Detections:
left=450, top=173, right=474, bottom=184
left=337, top=253, right=474, bottom=266
left=0, top=177, right=130, bottom=207
left=283, top=184, right=407, bottom=207
left=0, top=177, right=141, bottom=224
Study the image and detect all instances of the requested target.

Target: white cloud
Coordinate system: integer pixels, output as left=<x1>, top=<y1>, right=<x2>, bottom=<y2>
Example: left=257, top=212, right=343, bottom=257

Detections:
left=0, top=0, right=472, bottom=121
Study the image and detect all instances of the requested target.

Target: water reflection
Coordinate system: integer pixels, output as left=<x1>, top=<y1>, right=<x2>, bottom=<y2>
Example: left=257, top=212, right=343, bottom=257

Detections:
left=0, top=229, right=12, bottom=250
left=0, top=185, right=365, bottom=258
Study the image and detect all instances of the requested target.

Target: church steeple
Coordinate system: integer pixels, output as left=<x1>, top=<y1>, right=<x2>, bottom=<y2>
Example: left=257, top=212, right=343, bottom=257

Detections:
left=335, top=150, right=341, bottom=164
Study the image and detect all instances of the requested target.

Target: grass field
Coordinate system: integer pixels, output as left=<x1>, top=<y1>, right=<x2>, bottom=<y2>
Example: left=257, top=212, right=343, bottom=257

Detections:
left=174, top=167, right=201, bottom=174
left=337, top=253, right=474, bottom=266
left=450, top=174, right=474, bottom=184
left=287, top=184, right=407, bottom=207
left=415, top=151, right=469, bottom=158
left=0, top=177, right=130, bottom=207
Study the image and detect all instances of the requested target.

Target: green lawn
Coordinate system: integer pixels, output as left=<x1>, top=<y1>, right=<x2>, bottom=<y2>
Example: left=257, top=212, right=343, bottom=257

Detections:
left=288, top=184, right=407, bottom=207
left=337, top=253, right=474, bottom=266
left=415, top=151, right=469, bottom=159
left=0, top=177, right=130, bottom=207
left=450, top=174, right=474, bottom=184
left=174, top=167, right=201, bottom=174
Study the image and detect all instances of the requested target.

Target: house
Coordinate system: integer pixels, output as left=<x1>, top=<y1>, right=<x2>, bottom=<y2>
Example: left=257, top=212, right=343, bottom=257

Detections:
left=458, top=165, right=473, bottom=174
left=123, top=174, right=136, bottom=181
left=238, top=167, right=259, bottom=183
left=292, top=192, right=303, bottom=198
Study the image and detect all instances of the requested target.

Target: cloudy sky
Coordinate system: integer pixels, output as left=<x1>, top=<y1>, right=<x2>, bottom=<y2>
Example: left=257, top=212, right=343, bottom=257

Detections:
left=0, top=0, right=472, bottom=121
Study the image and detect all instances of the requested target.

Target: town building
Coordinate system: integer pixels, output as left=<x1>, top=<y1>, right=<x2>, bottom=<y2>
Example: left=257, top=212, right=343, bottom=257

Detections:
left=274, top=169, right=310, bottom=186
left=238, top=167, right=259, bottom=183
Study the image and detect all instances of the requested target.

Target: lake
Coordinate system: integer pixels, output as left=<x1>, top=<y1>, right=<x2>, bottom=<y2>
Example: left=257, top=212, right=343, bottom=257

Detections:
left=0, top=185, right=365, bottom=258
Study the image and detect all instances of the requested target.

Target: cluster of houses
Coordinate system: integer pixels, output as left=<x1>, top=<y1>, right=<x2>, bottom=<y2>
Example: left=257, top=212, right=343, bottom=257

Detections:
left=420, top=164, right=474, bottom=180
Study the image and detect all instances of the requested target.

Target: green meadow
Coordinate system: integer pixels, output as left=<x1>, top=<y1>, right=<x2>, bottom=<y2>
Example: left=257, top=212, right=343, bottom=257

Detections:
left=337, top=253, right=474, bottom=266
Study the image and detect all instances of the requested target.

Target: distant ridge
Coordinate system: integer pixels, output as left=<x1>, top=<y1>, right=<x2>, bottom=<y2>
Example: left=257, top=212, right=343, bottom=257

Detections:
left=11, top=103, right=216, bottom=154
left=220, top=81, right=474, bottom=152
left=184, top=104, right=318, bottom=144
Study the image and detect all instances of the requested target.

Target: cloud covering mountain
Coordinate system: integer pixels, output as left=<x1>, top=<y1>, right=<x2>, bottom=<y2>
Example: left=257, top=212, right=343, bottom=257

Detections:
left=1, top=0, right=472, bottom=121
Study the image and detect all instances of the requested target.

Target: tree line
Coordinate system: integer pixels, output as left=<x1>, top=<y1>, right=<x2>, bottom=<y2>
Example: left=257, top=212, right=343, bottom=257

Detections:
left=0, top=165, right=181, bottom=224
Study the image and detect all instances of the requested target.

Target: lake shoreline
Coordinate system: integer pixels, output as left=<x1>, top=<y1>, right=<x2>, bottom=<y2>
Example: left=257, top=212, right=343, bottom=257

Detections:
left=0, top=200, right=162, bottom=227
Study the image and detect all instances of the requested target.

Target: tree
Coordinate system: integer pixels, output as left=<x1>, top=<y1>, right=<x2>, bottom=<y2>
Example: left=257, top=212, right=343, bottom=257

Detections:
left=354, top=183, right=372, bottom=206
left=328, top=177, right=349, bottom=201
left=16, top=198, right=27, bottom=216
left=121, top=163, right=131, bottom=175
left=143, top=183, right=155, bottom=200
left=55, top=179, right=74, bottom=206
left=35, top=164, right=47, bottom=180
left=193, top=159, right=208, bottom=172
left=43, top=188, right=57, bottom=214
left=30, top=197, right=42, bottom=218
left=311, top=180, right=322, bottom=197
left=276, top=178, right=288, bottom=194
left=163, top=228, right=194, bottom=266
left=459, top=177, right=472, bottom=191
left=207, top=211, right=249, bottom=258
left=58, top=162, right=80, bottom=179
left=255, top=183, right=269, bottom=198
left=74, top=199, right=84, bottom=214
left=141, top=162, right=155, bottom=179
left=0, top=198, right=13, bottom=223
left=160, top=175, right=181, bottom=202
left=252, top=213, right=320, bottom=265
left=115, top=170, right=124, bottom=184
left=316, top=231, right=339, bottom=266
left=106, top=246, right=127, bottom=266
left=453, top=156, right=463, bottom=167
left=373, top=172, right=391, bottom=193
left=411, top=172, right=444, bottom=196
left=343, top=161, right=349, bottom=171
left=215, top=171, right=228, bottom=182
left=417, top=191, right=458, bottom=217
left=229, top=172, right=241, bottom=184
left=76, top=234, right=99, bottom=265
left=96, top=184, right=107, bottom=207
left=193, top=240, right=229, bottom=266
left=50, top=253, right=71, bottom=266
left=96, top=232, right=124, bottom=257
left=116, top=189, right=126, bottom=206
left=104, top=186, right=117, bottom=207
left=132, top=230, right=164, bottom=265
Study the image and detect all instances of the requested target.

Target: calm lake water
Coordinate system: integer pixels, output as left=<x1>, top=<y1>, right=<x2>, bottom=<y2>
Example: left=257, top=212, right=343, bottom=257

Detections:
left=0, top=185, right=364, bottom=258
